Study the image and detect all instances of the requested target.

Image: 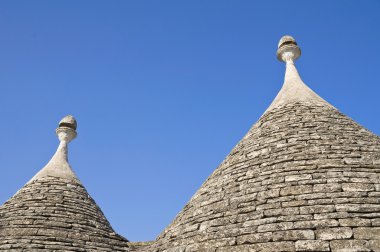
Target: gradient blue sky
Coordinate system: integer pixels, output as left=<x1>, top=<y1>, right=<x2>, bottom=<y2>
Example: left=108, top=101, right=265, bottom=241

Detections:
left=0, top=1, right=379, bottom=241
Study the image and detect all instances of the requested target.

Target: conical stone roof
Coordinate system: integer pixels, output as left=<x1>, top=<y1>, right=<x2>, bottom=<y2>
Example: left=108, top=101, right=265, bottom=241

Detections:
left=0, top=116, right=129, bottom=251
left=143, top=36, right=380, bottom=252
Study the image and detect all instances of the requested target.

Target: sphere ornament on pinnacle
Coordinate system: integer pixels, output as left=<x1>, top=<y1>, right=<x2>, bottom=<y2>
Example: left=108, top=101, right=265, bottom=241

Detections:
left=56, top=115, right=77, bottom=142
left=277, top=35, right=301, bottom=63
left=59, top=115, right=77, bottom=130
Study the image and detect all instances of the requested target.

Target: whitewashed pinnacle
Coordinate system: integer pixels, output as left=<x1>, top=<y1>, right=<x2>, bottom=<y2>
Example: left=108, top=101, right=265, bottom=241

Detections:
left=265, top=35, right=333, bottom=113
left=28, top=115, right=79, bottom=183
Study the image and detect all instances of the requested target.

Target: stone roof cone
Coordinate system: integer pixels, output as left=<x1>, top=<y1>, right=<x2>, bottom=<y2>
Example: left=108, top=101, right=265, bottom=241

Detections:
left=0, top=116, right=129, bottom=251
left=143, top=36, right=380, bottom=252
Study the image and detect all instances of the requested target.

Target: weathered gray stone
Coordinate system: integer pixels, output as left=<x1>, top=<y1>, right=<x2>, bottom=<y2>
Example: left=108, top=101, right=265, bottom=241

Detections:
left=236, top=232, right=272, bottom=244
left=342, top=183, right=375, bottom=192
left=315, top=227, right=353, bottom=240
left=338, top=218, right=371, bottom=227
left=295, top=240, right=330, bottom=251
left=285, top=174, right=312, bottom=182
left=330, top=240, right=371, bottom=252
left=354, top=227, right=380, bottom=240
left=370, top=240, right=380, bottom=252
left=372, top=218, right=380, bottom=226
left=313, top=183, right=342, bottom=193
left=294, top=219, right=338, bottom=229
left=282, top=200, right=307, bottom=207
left=336, top=204, right=380, bottom=212
left=264, top=207, right=299, bottom=217
left=216, top=242, right=295, bottom=252
left=247, top=242, right=296, bottom=252
left=300, top=205, right=335, bottom=214
left=257, top=222, right=293, bottom=232
left=314, top=212, right=350, bottom=220
left=273, top=230, right=315, bottom=241
left=257, top=189, right=280, bottom=200
left=280, top=185, right=313, bottom=196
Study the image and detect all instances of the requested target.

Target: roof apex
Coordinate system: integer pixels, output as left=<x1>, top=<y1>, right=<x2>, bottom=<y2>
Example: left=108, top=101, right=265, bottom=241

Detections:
left=28, top=115, right=79, bottom=183
left=266, top=36, right=333, bottom=113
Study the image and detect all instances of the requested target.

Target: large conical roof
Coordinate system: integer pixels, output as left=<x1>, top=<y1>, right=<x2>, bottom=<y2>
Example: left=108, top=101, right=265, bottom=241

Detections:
left=0, top=116, right=129, bottom=251
left=144, top=36, right=380, bottom=252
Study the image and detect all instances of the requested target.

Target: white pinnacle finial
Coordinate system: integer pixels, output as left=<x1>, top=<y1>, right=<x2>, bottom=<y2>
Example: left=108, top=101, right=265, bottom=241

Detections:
left=276, top=35, right=301, bottom=63
left=28, top=115, right=79, bottom=183
left=264, top=35, right=332, bottom=113
left=56, top=115, right=77, bottom=143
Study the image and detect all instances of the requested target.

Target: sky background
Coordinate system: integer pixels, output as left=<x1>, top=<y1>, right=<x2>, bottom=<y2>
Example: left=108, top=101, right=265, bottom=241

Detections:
left=0, top=1, right=379, bottom=242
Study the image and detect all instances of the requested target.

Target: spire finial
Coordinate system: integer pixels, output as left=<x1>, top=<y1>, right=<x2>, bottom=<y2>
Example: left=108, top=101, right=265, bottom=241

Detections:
left=56, top=115, right=77, bottom=143
left=276, top=35, right=301, bottom=63
left=28, top=115, right=79, bottom=183
left=264, top=35, right=332, bottom=113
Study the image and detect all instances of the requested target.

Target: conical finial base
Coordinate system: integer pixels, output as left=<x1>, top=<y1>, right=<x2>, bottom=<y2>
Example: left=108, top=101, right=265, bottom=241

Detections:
left=27, top=115, right=79, bottom=184
left=264, top=36, right=333, bottom=113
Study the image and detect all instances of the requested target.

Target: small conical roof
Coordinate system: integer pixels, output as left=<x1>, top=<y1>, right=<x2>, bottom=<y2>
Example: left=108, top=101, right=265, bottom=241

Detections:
left=0, top=116, right=129, bottom=251
left=147, top=36, right=380, bottom=252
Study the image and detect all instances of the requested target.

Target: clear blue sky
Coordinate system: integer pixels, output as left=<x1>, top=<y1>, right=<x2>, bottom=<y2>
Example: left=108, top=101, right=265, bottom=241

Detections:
left=0, top=1, right=379, bottom=242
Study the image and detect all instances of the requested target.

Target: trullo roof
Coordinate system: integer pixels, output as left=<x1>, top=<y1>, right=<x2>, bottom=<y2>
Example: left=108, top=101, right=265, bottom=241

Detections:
left=0, top=116, right=129, bottom=251
left=139, top=36, right=380, bottom=252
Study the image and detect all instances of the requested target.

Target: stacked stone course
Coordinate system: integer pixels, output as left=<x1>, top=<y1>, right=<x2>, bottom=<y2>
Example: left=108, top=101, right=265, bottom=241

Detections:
left=0, top=176, right=129, bottom=251
left=138, top=102, right=380, bottom=252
